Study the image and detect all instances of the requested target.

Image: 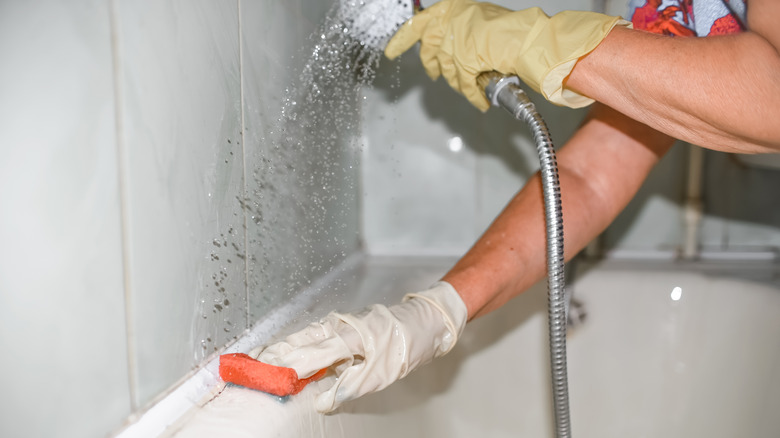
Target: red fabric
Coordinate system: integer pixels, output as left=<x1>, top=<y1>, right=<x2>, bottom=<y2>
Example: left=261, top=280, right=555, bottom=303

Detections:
left=709, top=14, right=742, bottom=35
left=632, top=0, right=696, bottom=37
left=630, top=0, right=746, bottom=37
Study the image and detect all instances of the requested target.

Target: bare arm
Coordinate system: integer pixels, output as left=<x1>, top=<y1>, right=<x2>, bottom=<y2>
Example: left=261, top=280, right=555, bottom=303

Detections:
left=442, top=104, right=675, bottom=320
left=566, top=0, right=780, bottom=153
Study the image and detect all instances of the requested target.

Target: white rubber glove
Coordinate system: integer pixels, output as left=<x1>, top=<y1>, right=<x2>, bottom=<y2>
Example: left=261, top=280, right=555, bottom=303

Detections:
left=252, top=281, right=468, bottom=413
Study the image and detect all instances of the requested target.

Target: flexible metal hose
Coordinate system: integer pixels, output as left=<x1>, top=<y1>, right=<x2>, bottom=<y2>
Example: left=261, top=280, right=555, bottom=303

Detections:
left=477, top=72, right=571, bottom=438
left=339, top=0, right=571, bottom=433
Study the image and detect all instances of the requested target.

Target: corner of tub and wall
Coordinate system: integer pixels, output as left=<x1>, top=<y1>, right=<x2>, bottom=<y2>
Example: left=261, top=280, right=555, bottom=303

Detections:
left=1, top=1, right=779, bottom=438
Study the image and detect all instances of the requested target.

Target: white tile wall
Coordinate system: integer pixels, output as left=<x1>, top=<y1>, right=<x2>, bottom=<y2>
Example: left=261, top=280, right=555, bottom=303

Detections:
left=241, top=0, right=363, bottom=322
left=362, top=57, right=480, bottom=255
left=0, top=1, right=131, bottom=437
left=1, top=0, right=363, bottom=433
left=360, top=0, right=593, bottom=256
left=362, top=54, right=591, bottom=256
left=602, top=143, right=688, bottom=251
left=700, top=151, right=780, bottom=250
left=360, top=0, right=779, bottom=259
left=474, top=90, right=589, bottom=233
left=114, top=0, right=247, bottom=407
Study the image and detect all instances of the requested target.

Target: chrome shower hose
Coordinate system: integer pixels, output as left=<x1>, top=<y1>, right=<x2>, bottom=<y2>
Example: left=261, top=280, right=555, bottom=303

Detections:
left=478, top=71, right=571, bottom=438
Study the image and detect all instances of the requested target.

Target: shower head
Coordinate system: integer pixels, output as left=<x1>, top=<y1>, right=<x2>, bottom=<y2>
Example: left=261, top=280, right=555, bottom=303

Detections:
left=337, top=0, right=419, bottom=51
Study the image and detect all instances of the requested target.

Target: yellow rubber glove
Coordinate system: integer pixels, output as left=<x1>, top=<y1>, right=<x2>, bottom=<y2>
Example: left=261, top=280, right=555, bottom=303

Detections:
left=384, top=0, right=631, bottom=110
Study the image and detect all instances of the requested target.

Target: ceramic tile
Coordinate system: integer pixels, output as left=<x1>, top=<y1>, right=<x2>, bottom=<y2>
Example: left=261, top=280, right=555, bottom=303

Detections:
left=475, top=153, right=527, bottom=234
left=699, top=213, right=728, bottom=248
left=241, top=0, right=363, bottom=324
left=362, top=55, right=479, bottom=255
left=115, top=0, right=246, bottom=407
left=603, top=142, right=688, bottom=251
left=703, top=150, right=780, bottom=249
left=357, top=0, right=701, bottom=258
left=726, top=220, right=780, bottom=249
left=362, top=33, right=588, bottom=256
left=0, top=1, right=130, bottom=437
left=605, top=0, right=634, bottom=16
left=474, top=88, right=588, bottom=234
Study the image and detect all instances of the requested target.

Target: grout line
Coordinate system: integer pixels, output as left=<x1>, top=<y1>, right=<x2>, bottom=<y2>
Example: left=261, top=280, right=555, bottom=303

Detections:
left=237, top=0, right=251, bottom=330
left=108, top=0, right=139, bottom=412
left=357, top=130, right=369, bottom=253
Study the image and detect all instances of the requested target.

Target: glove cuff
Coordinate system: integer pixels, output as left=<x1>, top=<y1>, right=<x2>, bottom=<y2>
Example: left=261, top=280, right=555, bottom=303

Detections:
left=403, top=281, right=468, bottom=357
left=540, top=14, right=632, bottom=108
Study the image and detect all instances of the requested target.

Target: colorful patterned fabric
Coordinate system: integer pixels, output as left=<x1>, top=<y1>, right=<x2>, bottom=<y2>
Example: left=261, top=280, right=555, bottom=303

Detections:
left=627, top=0, right=747, bottom=37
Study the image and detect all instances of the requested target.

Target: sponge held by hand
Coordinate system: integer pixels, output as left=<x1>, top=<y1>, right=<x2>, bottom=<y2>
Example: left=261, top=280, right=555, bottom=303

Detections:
left=219, top=353, right=327, bottom=397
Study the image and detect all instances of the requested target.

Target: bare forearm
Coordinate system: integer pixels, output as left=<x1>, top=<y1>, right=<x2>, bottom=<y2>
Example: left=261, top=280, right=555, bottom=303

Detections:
left=442, top=105, right=674, bottom=320
left=567, top=24, right=780, bottom=153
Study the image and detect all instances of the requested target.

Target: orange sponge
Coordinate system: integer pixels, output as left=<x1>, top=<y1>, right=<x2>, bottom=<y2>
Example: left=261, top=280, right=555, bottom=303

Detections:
left=219, top=353, right=327, bottom=397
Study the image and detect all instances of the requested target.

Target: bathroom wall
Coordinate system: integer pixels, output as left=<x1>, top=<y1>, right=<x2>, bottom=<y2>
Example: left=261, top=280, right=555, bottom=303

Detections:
left=0, top=2, right=130, bottom=438
left=361, top=0, right=780, bottom=258
left=699, top=152, right=780, bottom=251
left=361, top=0, right=597, bottom=255
left=0, top=0, right=360, bottom=437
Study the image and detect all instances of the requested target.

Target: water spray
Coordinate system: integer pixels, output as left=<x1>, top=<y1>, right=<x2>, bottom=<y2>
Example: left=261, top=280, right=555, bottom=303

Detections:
left=337, top=1, right=572, bottom=436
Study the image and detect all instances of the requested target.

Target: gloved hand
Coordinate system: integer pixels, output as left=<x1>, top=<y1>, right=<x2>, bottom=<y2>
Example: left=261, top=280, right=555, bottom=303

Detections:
left=251, top=281, right=468, bottom=413
left=384, top=0, right=631, bottom=110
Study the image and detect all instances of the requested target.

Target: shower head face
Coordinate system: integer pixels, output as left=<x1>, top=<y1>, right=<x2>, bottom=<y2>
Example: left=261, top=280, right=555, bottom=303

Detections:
left=337, top=0, right=416, bottom=51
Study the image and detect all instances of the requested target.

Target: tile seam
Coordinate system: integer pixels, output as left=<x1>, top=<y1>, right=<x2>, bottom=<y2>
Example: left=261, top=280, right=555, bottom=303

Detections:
left=108, top=0, right=140, bottom=412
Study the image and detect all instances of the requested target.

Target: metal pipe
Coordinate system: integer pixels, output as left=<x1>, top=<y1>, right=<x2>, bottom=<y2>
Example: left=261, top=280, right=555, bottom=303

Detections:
left=478, top=71, right=571, bottom=438
left=683, top=144, right=704, bottom=259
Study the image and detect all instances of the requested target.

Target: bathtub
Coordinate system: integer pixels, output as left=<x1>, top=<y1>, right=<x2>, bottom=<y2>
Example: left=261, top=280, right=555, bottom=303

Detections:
left=160, top=255, right=780, bottom=437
